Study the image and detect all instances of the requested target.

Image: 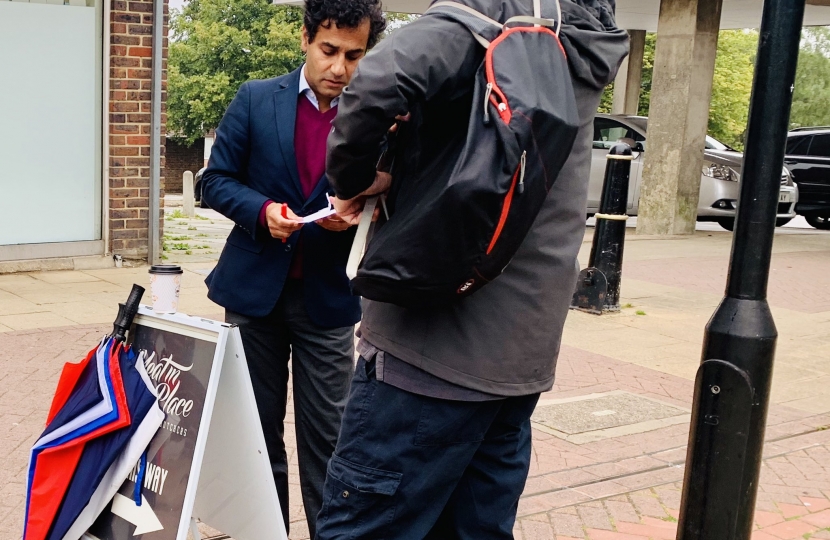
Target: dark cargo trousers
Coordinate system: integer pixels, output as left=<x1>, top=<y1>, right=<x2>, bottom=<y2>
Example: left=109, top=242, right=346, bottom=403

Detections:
left=315, top=357, right=540, bottom=540
left=226, top=280, right=354, bottom=538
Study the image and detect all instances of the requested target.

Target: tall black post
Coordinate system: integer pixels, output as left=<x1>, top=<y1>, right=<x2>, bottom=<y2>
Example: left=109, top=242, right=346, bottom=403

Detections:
left=676, top=0, right=805, bottom=537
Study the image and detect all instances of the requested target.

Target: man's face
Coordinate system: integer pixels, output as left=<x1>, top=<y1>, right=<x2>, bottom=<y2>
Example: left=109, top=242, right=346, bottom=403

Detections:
left=302, top=19, right=371, bottom=108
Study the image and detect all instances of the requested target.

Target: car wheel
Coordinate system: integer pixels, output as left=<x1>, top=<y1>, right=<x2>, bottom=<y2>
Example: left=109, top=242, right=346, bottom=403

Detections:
left=805, top=214, right=830, bottom=230
left=716, top=218, right=735, bottom=231
left=775, top=217, right=792, bottom=227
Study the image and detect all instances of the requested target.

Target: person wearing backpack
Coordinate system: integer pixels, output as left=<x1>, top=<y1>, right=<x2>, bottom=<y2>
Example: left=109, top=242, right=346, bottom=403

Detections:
left=315, top=0, right=628, bottom=537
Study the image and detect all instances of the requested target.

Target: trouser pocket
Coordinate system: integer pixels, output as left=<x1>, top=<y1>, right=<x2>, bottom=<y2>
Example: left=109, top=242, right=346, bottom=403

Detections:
left=317, top=455, right=402, bottom=540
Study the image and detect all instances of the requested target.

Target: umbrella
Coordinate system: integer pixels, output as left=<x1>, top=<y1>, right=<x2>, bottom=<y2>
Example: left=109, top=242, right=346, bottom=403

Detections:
left=24, top=338, right=131, bottom=540
left=51, top=345, right=164, bottom=540
left=22, top=285, right=164, bottom=540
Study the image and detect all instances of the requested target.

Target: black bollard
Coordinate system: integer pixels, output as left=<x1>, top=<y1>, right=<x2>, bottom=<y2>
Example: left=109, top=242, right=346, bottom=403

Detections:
left=675, top=0, right=804, bottom=536
left=571, top=143, right=633, bottom=314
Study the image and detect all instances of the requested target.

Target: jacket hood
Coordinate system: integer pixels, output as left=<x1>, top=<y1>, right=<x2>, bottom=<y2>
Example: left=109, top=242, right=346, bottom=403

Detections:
left=430, top=0, right=630, bottom=90
left=558, top=0, right=630, bottom=90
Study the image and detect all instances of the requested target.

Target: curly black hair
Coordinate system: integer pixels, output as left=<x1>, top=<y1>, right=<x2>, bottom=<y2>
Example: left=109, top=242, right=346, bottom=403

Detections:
left=303, top=0, right=387, bottom=49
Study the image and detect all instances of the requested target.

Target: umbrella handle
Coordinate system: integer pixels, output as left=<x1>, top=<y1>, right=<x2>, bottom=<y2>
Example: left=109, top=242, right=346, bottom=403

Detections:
left=112, top=284, right=145, bottom=343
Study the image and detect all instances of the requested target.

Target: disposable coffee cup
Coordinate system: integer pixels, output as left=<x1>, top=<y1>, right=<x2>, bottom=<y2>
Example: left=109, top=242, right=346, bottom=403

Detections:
left=149, top=264, right=183, bottom=313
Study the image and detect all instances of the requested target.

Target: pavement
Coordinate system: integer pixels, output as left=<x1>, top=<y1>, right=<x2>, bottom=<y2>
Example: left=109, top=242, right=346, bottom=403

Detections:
left=1, top=200, right=829, bottom=540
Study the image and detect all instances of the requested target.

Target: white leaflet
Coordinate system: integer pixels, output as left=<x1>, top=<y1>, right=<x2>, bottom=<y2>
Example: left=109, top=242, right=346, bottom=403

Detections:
left=301, top=201, right=337, bottom=223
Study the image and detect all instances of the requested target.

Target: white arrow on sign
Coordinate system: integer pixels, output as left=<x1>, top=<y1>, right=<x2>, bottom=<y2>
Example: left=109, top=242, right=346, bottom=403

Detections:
left=111, top=493, right=164, bottom=535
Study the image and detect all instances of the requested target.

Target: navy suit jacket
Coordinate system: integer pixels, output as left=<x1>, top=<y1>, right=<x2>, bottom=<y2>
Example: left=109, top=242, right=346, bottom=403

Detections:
left=202, top=69, right=361, bottom=328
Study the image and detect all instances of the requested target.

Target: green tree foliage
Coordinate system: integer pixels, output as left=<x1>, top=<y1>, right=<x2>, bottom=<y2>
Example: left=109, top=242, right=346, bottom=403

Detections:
left=168, top=0, right=305, bottom=145
left=708, top=30, right=758, bottom=149
left=637, top=32, right=656, bottom=116
left=791, top=27, right=830, bottom=129
left=597, top=82, right=614, bottom=113
left=608, top=27, right=830, bottom=148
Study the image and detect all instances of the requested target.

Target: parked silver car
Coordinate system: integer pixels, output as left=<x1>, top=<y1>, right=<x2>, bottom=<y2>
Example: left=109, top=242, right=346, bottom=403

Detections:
left=587, top=115, right=798, bottom=230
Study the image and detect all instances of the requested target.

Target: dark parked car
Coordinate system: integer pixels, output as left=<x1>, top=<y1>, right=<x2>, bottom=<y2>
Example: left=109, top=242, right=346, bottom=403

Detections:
left=193, top=167, right=209, bottom=208
left=785, top=127, right=830, bottom=229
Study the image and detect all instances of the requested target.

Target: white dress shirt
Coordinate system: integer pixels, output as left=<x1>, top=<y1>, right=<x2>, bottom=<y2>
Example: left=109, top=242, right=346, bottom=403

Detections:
left=298, top=64, right=339, bottom=111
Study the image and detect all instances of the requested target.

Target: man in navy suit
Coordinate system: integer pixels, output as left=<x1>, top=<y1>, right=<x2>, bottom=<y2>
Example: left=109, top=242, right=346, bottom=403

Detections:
left=200, top=0, right=386, bottom=534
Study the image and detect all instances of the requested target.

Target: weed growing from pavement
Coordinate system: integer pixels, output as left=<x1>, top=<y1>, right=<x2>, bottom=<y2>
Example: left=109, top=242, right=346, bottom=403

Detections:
left=164, top=235, right=191, bottom=241
left=193, top=214, right=210, bottom=220
left=167, top=209, right=188, bottom=219
left=188, top=226, right=198, bottom=231
left=622, top=303, right=634, bottom=309
left=168, top=243, right=190, bottom=251
left=636, top=310, right=647, bottom=316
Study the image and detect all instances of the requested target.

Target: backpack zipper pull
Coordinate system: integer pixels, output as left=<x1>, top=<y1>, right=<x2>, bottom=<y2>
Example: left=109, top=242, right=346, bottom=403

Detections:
left=483, top=83, right=493, bottom=125
left=517, top=151, right=527, bottom=194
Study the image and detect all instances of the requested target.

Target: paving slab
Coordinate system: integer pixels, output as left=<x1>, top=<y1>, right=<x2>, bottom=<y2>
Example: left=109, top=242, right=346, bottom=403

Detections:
left=0, top=297, right=45, bottom=317
left=27, top=270, right=102, bottom=285
left=532, top=392, right=688, bottom=436
left=0, top=312, right=77, bottom=332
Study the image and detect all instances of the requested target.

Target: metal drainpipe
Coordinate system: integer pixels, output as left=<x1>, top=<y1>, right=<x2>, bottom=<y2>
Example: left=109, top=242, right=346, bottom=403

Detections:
left=148, top=0, right=164, bottom=264
left=102, top=0, right=111, bottom=257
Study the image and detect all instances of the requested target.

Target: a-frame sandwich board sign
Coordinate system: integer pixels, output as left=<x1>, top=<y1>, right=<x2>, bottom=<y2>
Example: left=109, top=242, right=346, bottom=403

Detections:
left=83, top=307, right=287, bottom=540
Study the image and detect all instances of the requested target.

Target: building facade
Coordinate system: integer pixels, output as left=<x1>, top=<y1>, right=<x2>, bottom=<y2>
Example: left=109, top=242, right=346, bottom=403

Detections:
left=0, top=0, right=168, bottom=270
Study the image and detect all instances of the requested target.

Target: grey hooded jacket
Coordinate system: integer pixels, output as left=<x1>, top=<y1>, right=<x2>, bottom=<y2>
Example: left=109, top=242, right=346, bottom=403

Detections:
left=327, top=0, right=629, bottom=396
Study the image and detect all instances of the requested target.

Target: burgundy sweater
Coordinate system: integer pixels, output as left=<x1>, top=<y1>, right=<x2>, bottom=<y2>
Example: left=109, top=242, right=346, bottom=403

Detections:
left=260, top=96, right=338, bottom=278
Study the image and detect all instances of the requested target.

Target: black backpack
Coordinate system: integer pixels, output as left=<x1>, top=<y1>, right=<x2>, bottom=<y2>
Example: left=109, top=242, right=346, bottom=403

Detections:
left=347, top=0, right=580, bottom=308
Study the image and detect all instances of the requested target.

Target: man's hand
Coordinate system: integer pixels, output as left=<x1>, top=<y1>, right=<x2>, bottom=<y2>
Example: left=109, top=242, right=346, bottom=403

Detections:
left=333, top=171, right=392, bottom=225
left=265, top=203, right=303, bottom=240
left=315, top=214, right=352, bottom=232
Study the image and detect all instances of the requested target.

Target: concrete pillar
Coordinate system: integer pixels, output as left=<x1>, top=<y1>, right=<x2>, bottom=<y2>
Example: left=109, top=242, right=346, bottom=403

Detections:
left=636, top=0, right=723, bottom=235
left=612, top=30, right=646, bottom=115
left=203, top=133, right=215, bottom=168
left=183, top=171, right=195, bottom=217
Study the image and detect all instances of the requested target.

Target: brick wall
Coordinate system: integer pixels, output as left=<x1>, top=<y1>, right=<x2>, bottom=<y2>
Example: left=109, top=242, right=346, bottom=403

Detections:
left=165, top=137, right=204, bottom=194
left=108, top=0, right=168, bottom=259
